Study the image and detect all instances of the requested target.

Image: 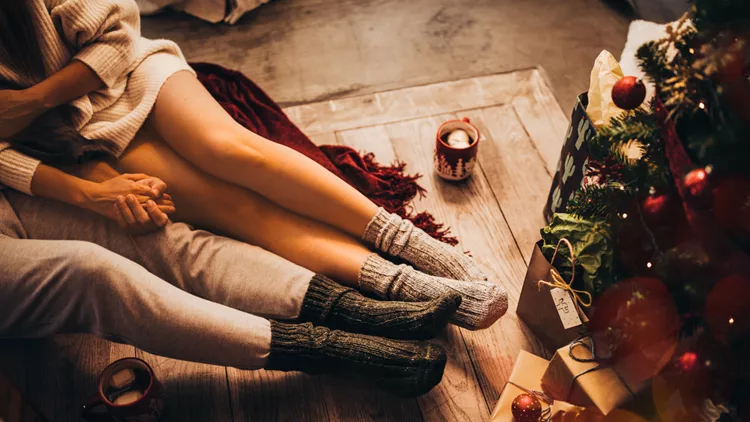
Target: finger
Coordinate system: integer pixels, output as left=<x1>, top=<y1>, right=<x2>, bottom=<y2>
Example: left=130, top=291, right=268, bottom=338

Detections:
left=116, top=196, right=137, bottom=226
left=147, top=178, right=168, bottom=198
left=132, top=183, right=156, bottom=198
left=157, top=205, right=176, bottom=214
left=162, top=193, right=172, bottom=201
left=122, top=173, right=150, bottom=182
left=113, top=203, right=128, bottom=228
left=147, top=200, right=170, bottom=227
left=155, top=199, right=174, bottom=207
left=126, top=195, right=151, bottom=225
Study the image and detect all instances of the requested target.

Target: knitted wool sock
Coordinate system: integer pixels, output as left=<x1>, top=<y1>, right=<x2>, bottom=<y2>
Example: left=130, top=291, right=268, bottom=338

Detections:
left=298, top=275, right=461, bottom=339
left=362, top=208, right=488, bottom=281
left=266, top=321, right=447, bottom=397
left=359, top=254, right=508, bottom=330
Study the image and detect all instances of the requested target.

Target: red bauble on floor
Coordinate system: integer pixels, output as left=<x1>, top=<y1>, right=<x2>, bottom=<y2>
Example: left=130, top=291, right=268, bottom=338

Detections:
left=511, top=393, right=542, bottom=422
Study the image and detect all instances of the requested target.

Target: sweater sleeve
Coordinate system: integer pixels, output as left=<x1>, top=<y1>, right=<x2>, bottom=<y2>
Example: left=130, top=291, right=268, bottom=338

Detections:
left=50, top=0, right=141, bottom=88
left=0, top=144, right=42, bottom=195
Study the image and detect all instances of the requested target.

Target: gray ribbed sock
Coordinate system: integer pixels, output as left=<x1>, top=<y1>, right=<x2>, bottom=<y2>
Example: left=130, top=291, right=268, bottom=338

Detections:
left=298, top=274, right=461, bottom=339
left=359, top=254, right=508, bottom=330
left=266, top=321, right=447, bottom=397
left=362, top=208, right=488, bottom=281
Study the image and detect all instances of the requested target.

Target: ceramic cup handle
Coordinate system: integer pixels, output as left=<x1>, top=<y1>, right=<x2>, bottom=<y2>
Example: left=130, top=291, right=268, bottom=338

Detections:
left=81, top=395, right=113, bottom=422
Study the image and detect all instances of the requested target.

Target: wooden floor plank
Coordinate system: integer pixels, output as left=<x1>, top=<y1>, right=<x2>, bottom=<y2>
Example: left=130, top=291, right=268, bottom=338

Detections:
left=385, top=114, right=491, bottom=422
left=135, top=350, right=233, bottom=421
left=385, top=113, right=546, bottom=412
left=334, top=126, right=425, bottom=422
left=285, top=70, right=535, bottom=136
left=309, top=132, right=339, bottom=146
left=0, top=341, right=42, bottom=422
left=0, top=341, right=27, bottom=397
left=0, top=371, right=44, bottom=422
left=337, top=126, right=397, bottom=163
left=22, top=336, right=134, bottom=421
left=463, top=106, right=553, bottom=264
left=320, top=376, right=423, bottom=422
left=228, top=369, right=334, bottom=422
left=511, top=69, right=569, bottom=175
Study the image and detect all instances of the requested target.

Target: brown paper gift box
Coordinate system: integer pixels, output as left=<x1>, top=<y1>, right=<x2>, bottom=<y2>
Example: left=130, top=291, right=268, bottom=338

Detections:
left=517, top=242, right=589, bottom=352
left=490, top=351, right=585, bottom=422
left=541, top=337, right=647, bottom=416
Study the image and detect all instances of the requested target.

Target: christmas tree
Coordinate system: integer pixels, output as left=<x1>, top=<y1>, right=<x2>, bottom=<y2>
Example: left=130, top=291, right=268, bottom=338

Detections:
left=543, top=0, right=750, bottom=419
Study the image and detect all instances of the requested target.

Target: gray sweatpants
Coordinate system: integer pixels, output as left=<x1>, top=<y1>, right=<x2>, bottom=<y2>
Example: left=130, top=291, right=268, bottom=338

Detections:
left=0, top=191, right=314, bottom=369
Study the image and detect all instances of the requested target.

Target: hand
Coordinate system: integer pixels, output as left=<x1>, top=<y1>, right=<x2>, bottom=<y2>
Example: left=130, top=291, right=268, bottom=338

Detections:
left=83, top=174, right=170, bottom=220
left=0, top=89, right=45, bottom=138
left=114, top=194, right=175, bottom=235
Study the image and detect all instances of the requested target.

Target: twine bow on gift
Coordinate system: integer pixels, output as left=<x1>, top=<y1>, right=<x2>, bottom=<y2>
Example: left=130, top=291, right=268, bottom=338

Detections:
left=537, top=238, right=593, bottom=309
left=568, top=335, right=636, bottom=397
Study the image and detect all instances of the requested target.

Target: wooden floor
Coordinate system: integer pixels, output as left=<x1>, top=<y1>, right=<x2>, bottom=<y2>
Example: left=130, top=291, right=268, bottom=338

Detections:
left=141, top=0, right=631, bottom=112
left=0, top=69, right=568, bottom=422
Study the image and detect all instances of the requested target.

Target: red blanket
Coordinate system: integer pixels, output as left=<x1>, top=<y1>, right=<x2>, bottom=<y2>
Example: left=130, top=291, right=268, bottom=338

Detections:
left=193, top=63, right=455, bottom=244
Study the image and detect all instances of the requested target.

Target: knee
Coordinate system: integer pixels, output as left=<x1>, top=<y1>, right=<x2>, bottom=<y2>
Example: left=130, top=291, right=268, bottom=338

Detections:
left=200, top=130, right=268, bottom=173
left=60, top=242, right=129, bottom=291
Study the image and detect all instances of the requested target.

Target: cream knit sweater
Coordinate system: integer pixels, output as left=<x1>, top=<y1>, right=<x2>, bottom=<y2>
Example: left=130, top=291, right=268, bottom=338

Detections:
left=0, top=0, right=194, bottom=194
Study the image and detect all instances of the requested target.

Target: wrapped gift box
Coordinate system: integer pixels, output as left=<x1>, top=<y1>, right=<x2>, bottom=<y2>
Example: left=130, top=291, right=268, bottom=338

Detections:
left=517, top=241, right=589, bottom=352
left=541, top=337, right=647, bottom=416
left=490, top=350, right=585, bottom=422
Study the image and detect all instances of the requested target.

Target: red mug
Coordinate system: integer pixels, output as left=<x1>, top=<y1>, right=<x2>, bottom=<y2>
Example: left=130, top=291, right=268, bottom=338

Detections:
left=433, top=118, right=480, bottom=181
left=81, top=358, right=164, bottom=422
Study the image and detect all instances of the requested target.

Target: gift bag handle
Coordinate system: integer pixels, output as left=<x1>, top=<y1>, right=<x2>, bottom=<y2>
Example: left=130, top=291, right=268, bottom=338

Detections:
left=538, top=238, right=593, bottom=308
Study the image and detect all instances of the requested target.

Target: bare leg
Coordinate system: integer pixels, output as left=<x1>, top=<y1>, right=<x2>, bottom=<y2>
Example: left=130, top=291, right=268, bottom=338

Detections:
left=119, top=121, right=371, bottom=286
left=149, top=71, right=378, bottom=237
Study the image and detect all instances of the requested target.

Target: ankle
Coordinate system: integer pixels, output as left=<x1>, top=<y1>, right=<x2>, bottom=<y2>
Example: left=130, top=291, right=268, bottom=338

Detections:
left=299, top=274, right=351, bottom=324
left=358, top=253, right=406, bottom=299
left=266, top=321, right=330, bottom=372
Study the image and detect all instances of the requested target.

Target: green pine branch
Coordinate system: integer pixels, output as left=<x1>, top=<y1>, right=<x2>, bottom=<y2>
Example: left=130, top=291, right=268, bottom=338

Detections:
left=567, top=184, right=634, bottom=220
left=692, top=0, right=750, bottom=35
left=637, top=41, right=674, bottom=87
left=589, top=107, right=661, bottom=166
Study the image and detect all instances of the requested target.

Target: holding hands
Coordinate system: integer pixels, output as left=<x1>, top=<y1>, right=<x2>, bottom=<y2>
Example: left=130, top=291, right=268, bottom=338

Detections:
left=84, top=173, right=176, bottom=235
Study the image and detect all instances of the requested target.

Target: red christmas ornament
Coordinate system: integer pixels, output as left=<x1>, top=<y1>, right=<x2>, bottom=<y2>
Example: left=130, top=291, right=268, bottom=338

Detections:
left=682, top=168, right=713, bottom=207
left=615, top=221, right=657, bottom=276
left=705, top=274, right=750, bottom=343
left=615, top=192, right=691, bottom=276
left=655, top=332, right=735, bottom=406
left=641, top=191, right=693, bottom=249
left=642, top=192, right=676, bottom=225
left=511, top=393, right=542, bottom=422
left=589, top=277, right=680, bottom=383
left=712, top=174, right=750, bottom=237
left=612, top=76, right=647, bottom=110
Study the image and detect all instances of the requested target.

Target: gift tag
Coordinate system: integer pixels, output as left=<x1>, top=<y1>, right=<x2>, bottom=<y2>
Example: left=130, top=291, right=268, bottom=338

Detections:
left=550, top=288, right=583, bottom=329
